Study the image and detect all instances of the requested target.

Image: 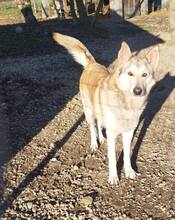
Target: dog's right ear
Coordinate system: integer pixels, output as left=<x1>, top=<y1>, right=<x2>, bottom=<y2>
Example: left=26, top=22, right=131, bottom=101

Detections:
left=118, top=42, right=132, bottom=65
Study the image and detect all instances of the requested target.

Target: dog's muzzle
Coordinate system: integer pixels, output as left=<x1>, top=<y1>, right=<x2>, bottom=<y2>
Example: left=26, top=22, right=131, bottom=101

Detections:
left=133, top=87, right=142, bottom=96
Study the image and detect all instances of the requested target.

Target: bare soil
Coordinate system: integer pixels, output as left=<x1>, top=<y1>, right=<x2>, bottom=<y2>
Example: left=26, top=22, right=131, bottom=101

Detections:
left=0, top=10, right=175, bottom=219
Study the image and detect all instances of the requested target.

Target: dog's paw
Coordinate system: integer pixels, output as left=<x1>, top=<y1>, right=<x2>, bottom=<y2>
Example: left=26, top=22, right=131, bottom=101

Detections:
left=99, top=136, right=105, bottom=145
left=90, top=144, right=98, bottom=151
left=108, top=176, right=119, bottom=184
left=125, top=168, right=140, bottom=179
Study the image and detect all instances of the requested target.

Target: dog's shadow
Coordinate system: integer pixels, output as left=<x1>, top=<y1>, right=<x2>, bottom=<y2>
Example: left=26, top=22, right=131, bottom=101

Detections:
left=117, top=73, right=175, bottom=177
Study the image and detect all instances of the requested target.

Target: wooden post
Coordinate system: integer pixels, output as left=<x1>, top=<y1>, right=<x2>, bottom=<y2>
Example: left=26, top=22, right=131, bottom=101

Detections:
left=76, top=0, right=89, bottom=23
left=62, top=0, right=69, bottom=18
left=92, top=0, right=104, bottom=26
left=140, top=0, right=149, bottom=15
left=169, top=0, right=175, bottom=29
left=15, top=0, right=37, bottom=23
left=31, top=0, right=37, bottom=14
left=110, top=0, right=122, bottom=16
left=41, top=0, right=50, bottom=18
left=122, top=0, right=125, bottom=20
left=69, top=0, right=77, bottom=22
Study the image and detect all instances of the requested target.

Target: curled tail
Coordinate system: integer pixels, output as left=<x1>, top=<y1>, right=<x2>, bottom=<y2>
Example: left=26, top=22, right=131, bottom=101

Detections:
left=52, top=32, right=95, bottom=67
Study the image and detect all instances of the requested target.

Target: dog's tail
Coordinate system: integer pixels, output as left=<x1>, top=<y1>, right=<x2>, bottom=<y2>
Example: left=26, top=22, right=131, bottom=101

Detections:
left=52, top=32, right=96, bottom=67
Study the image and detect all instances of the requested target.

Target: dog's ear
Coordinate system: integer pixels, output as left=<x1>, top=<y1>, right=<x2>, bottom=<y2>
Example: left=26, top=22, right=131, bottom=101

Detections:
left=146, top=46, right=159, bottom=71
left=118, top=42, right=132, bottom=64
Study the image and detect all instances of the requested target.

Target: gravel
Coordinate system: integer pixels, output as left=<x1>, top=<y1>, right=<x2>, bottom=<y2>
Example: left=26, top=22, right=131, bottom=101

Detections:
left=0, top=10, right=175, bottom=219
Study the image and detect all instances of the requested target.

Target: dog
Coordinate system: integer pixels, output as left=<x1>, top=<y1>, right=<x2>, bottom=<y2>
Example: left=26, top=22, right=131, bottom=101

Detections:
left=52, top=32, right=159, bottom=184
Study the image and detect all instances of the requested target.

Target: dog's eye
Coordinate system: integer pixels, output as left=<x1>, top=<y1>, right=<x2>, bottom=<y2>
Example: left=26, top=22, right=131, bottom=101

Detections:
left=142, top=73, right=147, bottom=77
left=128, top=72, right=133, bottom=76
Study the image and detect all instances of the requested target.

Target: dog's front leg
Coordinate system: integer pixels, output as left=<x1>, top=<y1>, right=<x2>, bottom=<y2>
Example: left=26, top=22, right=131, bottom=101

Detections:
left=122, top=129, right=137, bottom=179
left=107, top=131, right=119, bottom=184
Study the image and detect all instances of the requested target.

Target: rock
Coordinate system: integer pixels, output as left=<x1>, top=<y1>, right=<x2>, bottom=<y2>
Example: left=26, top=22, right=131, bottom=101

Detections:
left=69, top=216, right=77, bottom=220
left=92, top=216, right=101, bottom=220
left=15, top=25, right=23, bottom=34
left=78, top=215, right=85, bottom=220
left=50, top=157, right=58, bottom=162
left=73, top=165, right=79, bottom=170
left=26, top=202, right=33, bottom=210
left=50, top=143, right=55, bottom=148
left=79, top=196, right=93, bottom=207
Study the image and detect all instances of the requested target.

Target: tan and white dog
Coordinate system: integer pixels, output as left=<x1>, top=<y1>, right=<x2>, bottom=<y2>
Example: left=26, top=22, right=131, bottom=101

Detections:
left=52, top=32, right=159, bottom=184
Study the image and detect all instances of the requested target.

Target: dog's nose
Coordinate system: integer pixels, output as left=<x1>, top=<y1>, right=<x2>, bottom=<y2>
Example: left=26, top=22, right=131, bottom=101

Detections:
left=133, top=87, right=142, bottom=96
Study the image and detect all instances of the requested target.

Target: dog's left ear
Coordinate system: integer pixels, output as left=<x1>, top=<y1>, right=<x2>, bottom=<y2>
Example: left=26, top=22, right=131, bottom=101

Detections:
left=146, top=46, right=159, bottom=71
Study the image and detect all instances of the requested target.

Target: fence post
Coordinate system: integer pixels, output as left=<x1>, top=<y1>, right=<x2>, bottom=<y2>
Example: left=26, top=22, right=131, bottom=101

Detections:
left=169, top=0, right=175, bottom=29
left=140, top=0, right=149, bottom=15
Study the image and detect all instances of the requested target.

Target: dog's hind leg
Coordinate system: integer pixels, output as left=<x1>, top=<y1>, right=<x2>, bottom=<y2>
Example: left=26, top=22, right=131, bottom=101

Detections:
left=122, top=129, right=138, bottom=179
left=97, top=121, right=105, bottom=145
left=82, top=101, right=98, bottom=151
left=89, top=119, right=98, bottom=151
left=106, top=131, right=119, bottom=184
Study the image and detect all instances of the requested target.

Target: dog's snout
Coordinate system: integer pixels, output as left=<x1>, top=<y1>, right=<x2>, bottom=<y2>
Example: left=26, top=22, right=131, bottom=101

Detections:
left=133, top=87, right=142, bottom=96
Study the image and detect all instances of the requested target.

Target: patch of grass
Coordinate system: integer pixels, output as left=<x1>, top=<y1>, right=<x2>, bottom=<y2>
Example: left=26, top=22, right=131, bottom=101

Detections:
left=0, top=1, right=21, bottom=18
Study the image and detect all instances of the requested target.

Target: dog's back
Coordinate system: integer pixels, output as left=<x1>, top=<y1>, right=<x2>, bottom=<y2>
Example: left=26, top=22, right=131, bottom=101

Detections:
left=80, top=63, right=109, bottom=105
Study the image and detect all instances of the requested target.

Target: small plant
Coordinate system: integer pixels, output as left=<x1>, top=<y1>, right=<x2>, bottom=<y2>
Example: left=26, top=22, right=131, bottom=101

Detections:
left=0, top=1, right=21, bottom=18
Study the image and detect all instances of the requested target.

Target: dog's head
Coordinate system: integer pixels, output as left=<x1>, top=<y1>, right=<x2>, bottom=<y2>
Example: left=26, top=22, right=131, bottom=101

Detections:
left=116, top=42, right=159, bottom=97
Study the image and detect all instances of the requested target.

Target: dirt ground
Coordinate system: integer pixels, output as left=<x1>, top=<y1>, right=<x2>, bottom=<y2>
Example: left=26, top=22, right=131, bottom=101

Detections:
left=0, top=10, right=175, bottom=219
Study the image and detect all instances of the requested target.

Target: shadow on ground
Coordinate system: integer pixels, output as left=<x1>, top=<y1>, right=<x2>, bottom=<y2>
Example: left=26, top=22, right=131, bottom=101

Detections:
left=132, top=73, right=175, bottom=171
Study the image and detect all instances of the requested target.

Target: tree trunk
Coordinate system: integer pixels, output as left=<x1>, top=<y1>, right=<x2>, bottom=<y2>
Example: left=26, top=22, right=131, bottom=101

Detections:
left=16, top=0, right=37, bottom=23
left=169, top=0, right=175, bottom=29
